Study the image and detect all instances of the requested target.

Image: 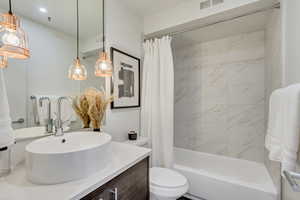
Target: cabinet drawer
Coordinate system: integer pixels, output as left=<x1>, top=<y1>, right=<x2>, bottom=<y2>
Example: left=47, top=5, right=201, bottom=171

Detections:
left=82, top=157, right=149, bottom=200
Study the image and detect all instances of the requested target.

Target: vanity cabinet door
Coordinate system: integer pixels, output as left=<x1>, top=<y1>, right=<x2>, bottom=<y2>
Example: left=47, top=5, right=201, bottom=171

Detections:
left=109, top=157, right=149, bottom=200
left=82, top=157, right=149, bottom=200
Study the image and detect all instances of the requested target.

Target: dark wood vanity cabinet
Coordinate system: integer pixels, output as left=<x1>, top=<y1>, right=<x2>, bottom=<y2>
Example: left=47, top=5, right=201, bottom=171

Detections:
left=82, top=157, right=150, bottom=200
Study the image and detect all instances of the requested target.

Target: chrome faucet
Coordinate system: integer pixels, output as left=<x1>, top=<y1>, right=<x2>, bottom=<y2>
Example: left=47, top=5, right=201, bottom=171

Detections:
left=39, top=97, right=53, bottom=133
left=54, top=96, right=69, bottom=136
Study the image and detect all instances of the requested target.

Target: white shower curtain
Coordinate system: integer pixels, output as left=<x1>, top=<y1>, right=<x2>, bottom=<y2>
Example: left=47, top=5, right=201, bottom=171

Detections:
left=141, top=36, right=174, bottom=168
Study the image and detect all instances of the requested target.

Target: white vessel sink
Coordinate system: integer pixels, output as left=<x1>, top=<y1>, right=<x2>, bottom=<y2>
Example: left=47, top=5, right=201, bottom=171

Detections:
left=25, top=132, right=112, bottom=184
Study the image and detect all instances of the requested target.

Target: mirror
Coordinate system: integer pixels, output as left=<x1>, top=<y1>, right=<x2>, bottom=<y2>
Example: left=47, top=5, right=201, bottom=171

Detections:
left=0, top=0, right=105, bottom=130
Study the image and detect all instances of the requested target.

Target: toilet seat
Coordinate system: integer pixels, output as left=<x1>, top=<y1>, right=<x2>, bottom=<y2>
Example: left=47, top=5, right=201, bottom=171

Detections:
left=150, top=167, right=189, bottom=199
left=150, top=183, right=189, bottom=199
left=150, top=167, right=187, bottom=188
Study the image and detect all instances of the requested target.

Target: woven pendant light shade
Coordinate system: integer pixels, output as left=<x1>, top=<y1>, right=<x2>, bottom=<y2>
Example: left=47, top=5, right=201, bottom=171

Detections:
left=0, top=12, right=30, bottom=59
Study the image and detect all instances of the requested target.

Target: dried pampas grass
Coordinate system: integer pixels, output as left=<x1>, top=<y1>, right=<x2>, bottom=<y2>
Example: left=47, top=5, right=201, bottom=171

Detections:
left=72, top=95, right=90, bottom=128
left=88, top=91, right=113, bottom=130
left=72, top=87, right=113, bottom=130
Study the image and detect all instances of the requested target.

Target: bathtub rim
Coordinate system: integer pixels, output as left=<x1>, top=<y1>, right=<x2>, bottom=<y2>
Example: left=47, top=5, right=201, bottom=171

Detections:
left=173, top=147, right=278, bottom=196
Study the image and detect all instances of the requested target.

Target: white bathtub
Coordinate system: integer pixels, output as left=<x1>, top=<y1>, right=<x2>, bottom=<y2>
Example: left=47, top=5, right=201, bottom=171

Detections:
left=174, top=148, right=278, bottom=200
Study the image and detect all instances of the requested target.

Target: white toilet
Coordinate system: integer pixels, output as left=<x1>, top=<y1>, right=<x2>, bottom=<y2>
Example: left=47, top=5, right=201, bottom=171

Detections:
left=124, top=137, right=189, bottom=200
left=150, top=167, right=189, bottom=200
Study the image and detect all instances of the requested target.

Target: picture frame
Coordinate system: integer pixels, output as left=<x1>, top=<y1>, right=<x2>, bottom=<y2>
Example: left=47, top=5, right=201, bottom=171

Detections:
left=110, top=47, right=141, bottom=109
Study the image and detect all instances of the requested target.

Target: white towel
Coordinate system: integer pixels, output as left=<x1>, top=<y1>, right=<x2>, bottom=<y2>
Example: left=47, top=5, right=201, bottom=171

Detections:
left=35, top=95, right=76, bottom=127
left=265, top=88, right=285, bottom=160
left=266, top=84, right=300, bottom=173
left=35, top=95, right=51, bottom=126
left=0, top=70, right=14, bottom=175
left=0, top=70, right=14, bottom=148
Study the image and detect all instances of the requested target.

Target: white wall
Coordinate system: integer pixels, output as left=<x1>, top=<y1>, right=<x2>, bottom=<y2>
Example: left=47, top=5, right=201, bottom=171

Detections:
left=174, top=30, right=266, bottom=163
left=3, top=56, right=27, bottom=129
left=81, top=35, right=103, bottom=54
left=265, top=9, right=283, bottom=101
left=282, top=0, right=300, bottom=86
left=25, top=20, right=79, bottom=96
left=24, top=18, right=81, bottom=126
left=102, top=0, right=143, bottom=141
left=80, top=55, right=106, bottom=93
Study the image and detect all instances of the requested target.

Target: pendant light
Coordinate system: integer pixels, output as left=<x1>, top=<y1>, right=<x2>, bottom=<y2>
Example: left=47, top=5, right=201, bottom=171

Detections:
left=94, top=0, right=113, bottom=77
left=68, top=0, right=87, bottom=80
left=0, top=0, right=30, bottom=60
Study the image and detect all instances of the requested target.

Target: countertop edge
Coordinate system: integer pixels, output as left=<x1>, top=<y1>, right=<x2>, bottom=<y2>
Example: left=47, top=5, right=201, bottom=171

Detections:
left=71, top=150, right=151, bottom=200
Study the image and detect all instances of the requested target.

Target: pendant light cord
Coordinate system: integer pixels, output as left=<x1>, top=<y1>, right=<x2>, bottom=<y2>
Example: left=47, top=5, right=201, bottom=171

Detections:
left=76, top=0, right=79, bottom=59
left=102, top=0, right=105, bottom=53
left=8, top=0, right=12, bottom=14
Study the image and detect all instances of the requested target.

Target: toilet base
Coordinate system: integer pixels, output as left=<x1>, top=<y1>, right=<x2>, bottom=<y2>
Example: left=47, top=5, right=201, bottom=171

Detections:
left=149, top=167, right=189, bottom=200
left=150, top=193, right=178, bottom=200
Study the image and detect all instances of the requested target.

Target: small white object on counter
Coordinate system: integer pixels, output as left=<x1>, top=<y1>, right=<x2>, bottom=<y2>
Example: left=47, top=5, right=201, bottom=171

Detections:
left=0, top=142, right=151, bottom=200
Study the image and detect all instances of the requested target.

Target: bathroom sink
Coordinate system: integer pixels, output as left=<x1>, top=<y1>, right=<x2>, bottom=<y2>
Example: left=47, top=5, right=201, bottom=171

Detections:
left=25, top=132, right=112, bottom=184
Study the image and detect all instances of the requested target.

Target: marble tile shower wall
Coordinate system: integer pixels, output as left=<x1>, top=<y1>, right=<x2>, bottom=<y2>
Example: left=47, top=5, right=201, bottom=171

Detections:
left=174, top=31, right=265, bottom=163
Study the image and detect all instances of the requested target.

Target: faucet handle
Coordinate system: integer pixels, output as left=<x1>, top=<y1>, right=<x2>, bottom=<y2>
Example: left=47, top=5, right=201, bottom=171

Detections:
left=45, top=118, right=54, bottom=133
left=39, top=96, right=51, bottom=107
left=54, top=118, right=64, bottom=136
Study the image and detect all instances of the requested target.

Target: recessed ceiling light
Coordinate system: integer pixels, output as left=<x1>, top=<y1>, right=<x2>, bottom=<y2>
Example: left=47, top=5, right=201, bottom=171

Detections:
left=39, top=7, right=48, bottom=13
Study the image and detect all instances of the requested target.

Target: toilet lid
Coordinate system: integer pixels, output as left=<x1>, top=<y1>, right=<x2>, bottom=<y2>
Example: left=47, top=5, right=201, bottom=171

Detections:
left=150, top=167, right=187, bottom=188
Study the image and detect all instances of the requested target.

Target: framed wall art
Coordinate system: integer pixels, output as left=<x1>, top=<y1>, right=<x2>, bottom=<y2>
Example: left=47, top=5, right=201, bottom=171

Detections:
left=110, top=47, right=141, bottom=109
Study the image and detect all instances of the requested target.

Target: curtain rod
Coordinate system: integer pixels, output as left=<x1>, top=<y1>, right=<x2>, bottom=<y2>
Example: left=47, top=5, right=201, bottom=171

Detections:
left=144, top=2, right=280, bottom=41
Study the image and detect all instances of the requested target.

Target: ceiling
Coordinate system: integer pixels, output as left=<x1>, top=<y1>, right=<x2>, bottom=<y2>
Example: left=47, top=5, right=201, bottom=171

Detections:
left=0, top=0, right=103, bottom=39
left=172, top=10, right=270, bottom=48
left=0, top=0, right=186, bottom=37
left=0, top=0, right=183, bottom=38
left=122, top=0, right=280, bottom=18
left=122, top=0, right=184, bottom=17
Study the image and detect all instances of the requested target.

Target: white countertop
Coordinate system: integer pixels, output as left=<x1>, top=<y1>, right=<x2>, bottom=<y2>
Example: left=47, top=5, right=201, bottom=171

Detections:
left=124, top=136, right=149, bottom=146
left=0, top=142, right=151, bottom=200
